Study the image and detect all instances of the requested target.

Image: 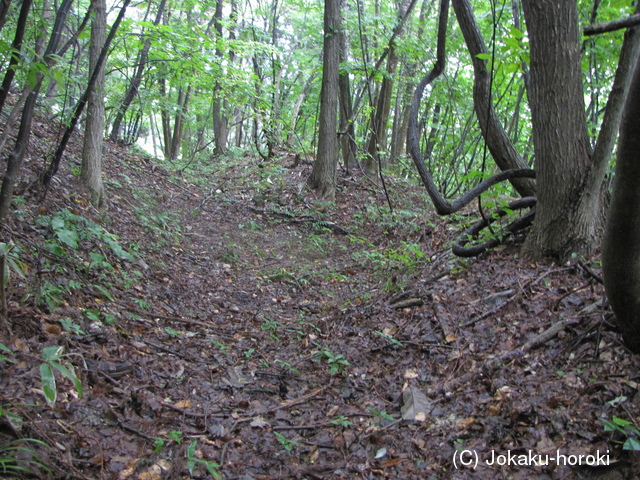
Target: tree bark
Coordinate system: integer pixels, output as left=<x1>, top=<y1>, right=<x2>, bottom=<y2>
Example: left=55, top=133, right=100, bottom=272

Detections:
left=603, top=52, right=640, bottom=353
left=521, top=0, right=601, bottom=259
left=308, top=0, right=341, bottom=199
left=81, top=0, right=107, bottom=210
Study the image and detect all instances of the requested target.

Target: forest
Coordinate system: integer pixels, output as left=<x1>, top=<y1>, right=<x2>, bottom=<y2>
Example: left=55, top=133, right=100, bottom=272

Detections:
left=1, top=0, right=640, bottom=478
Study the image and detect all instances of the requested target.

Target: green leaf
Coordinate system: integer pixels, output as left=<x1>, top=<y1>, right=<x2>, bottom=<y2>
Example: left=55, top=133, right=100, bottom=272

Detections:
left=613, top=416, right=633, bottom=427
left=42, top=346, right=64, bottom=362
left=95, top=285, right=114, bottom=301
left=51, top=361, right=83, bottom=398
left=39, top=363, right=57, bottom=406
left=55, top=228, right=79, bottom=249
left=3, top=410, right=23, bottom=431
left=476, top=53, right=491, bottom=60
left=623, top=437, right=640, bottom=451
left=510, top=27, right=525, bottom=39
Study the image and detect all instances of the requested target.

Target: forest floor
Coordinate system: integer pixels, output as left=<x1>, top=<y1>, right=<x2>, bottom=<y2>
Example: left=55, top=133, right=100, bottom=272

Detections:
left=1, top=121, right=640, bottom=480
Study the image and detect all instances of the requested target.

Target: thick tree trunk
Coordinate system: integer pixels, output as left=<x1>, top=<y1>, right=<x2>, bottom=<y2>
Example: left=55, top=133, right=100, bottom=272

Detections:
left=603, top=53, right=640, bottom=353
left=308, top=0, right=340, bottom=199
left=521, top=0, right=601, bottom=260
left=169, top=86, right=191, bottom=161
left=0, top=0, right=11, bottom=34
left=81, top=0, right=107, bottom=210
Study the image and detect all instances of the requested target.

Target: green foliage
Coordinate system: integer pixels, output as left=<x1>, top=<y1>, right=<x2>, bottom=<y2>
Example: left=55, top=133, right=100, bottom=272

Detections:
left=0, top=436, right=50, bottom=476
left=313, top=345, right=350, bottom=377
left=0, top=242, right=27, bottom=286
left=330, top=415, right=353, bottom=428
left=367, top=407, right=395, bottom=423
left=39, top=346, right=83, bottom=407
left=0, top=343, right=13, bottom=363
left=602, top=416, right=640, bottom=451
left=59, top=318, right=85, bottom=335
left=375, top=330, right=403, bottom=348
left=274, top=432, right=300, bottom=452
left=350, top=236, right=428, bottom=276
left=186, top=440, right=222, bottom=479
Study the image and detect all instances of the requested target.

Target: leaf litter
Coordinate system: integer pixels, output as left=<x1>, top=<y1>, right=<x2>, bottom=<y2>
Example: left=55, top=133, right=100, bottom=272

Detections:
left=0, top=128, right=639, bottom=479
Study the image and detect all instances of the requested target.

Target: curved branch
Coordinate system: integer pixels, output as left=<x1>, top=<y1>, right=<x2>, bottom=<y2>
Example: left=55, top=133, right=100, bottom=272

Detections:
left=407, top=0, right=535, bottom=216
left=451, top=0, right=535, bottom=197
left=452, top=197, right=536, bottom=257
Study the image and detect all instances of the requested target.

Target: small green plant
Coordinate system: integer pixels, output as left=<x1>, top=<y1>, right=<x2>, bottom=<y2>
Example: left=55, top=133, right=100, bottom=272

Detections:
left=602, top=416, right=640, bottom=450
left=212, top=339, right=227, bottom=351
left=164, top=327, right=182, bottom=337
left=274, top=432, right=300, bottom=452
left=133, top=298, right=150, bottom=309
left=275, top=359, right=300, bottom=375
left=0, top=436, right=50, bottom=476
left=331, top=415, right=353, bottom=427
left=0, top=242, right=27, bottom=285
left=167, top=430, right=183, bottom=444
left=186, top=440, right=222, bottom=479
left=37, top=281, right=67, bottom=312
left=313, top=345, right=350, bottom=376
left=244, top=348, right=255, bottom=358
left=0, top=343, right=13, bottom=362
left=59, top=318, right=85, bottom=335
left=367, top=407, right=395, bottom=423
left=375, top=330, right=403, bottom=347
left=261, top=316, right=282, bottom=341
left=152, top=437, right=165, bottom=452
left=39, top=346, right=83, bottom=407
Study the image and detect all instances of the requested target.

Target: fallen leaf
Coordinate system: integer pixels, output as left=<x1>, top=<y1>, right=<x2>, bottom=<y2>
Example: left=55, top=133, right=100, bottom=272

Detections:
left=224, top=366, right=252, bottom=388
left=173, top=399, right=191, bottom=409
left=250, top=416, right=270, bottom=428
left=401, top=386, right=433, bottom=422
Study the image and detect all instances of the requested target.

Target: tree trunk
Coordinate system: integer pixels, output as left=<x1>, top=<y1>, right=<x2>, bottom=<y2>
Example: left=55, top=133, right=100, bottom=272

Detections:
left=169, top=86, right=191, bottom=161
left=452, top=0, right=535, bottom=197
left=603, top=51, right=640, bottom=353
left=0, top=0, right=12, bottom=34
left=521, top=0, right=601, bottom=259
left=287, top=72, right=316, bottom=147
left=81, top=0, right=107, bottom=210
left=0, top=0, right=32, bottom=118
left=212, top=0, right=229, bottom=155
left=308, top=0, right=340, bottom=199
left=338, top=0, right=356, bottom=170
left=0, top=0, right=74, bottom=224
left=110, top=0, right=166, bottom=143
left=364, top=46, right=398, bottom=176
left=40, top=0, right=132, bottom=192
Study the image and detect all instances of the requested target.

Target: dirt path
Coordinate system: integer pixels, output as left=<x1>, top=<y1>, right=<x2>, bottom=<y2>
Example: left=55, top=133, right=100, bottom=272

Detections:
left=1, top=142, right=639, bottom=479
